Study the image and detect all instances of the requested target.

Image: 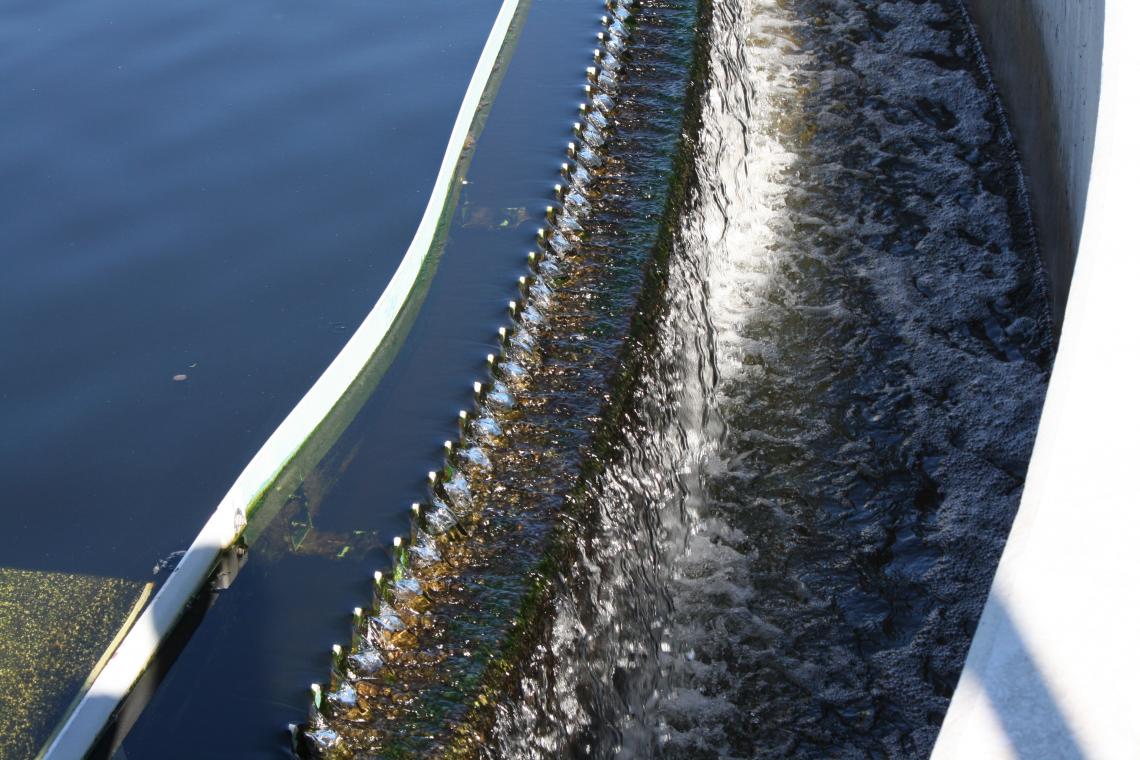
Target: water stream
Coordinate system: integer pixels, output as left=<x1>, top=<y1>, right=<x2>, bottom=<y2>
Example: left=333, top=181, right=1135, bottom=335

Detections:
left=487, top=0, right=1053, bottom=757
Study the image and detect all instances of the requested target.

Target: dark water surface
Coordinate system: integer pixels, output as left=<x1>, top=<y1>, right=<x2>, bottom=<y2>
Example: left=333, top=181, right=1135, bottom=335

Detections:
left=0, top=0, right=498, bottom=579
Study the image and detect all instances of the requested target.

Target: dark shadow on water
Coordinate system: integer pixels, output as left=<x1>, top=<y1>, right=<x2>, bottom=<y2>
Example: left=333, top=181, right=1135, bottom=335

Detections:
left=108, top=546, right=249, bottom=759
left=40, top=543, right=246, bottom=759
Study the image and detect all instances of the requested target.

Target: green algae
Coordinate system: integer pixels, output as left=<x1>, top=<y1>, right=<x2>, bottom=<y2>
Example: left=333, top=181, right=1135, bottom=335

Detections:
left=0, top=568, right=151, bottom=760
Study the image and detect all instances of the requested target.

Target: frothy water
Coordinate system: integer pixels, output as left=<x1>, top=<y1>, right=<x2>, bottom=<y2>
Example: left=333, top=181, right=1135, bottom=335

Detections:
left=489, top=0, right=1053, bottom=757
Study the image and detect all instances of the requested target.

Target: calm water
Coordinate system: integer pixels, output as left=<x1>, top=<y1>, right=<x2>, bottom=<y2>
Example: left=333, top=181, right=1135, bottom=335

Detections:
left=0, top=0, right=498, bottom=580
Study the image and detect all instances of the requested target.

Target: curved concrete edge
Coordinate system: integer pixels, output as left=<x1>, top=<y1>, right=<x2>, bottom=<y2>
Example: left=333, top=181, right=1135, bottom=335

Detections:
left=40, top=1, right=523, bottom=757
left=932, top=2, right=1140, bottom=758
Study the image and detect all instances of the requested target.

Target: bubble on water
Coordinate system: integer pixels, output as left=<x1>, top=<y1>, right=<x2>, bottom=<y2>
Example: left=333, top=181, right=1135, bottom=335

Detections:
left=348, top=646, right=385, bottom=675
left=327, top=683, right=356, bottom=707
left=307, top=728, right=340, bottom=752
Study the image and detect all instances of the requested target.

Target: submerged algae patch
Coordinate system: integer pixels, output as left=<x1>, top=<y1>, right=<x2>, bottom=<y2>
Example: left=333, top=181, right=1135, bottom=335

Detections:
left=0, top=568, right=151, bottom=760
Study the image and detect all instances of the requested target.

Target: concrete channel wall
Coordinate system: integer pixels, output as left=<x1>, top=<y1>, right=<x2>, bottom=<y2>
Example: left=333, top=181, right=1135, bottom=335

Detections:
left=932, top=1, right=1140, bottom=758
left=963, top=0, right=1103, bottom=327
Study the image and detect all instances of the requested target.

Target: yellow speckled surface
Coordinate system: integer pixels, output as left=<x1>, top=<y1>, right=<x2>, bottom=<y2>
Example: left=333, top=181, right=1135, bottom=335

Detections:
left=0, top=568, right=150, bottom=760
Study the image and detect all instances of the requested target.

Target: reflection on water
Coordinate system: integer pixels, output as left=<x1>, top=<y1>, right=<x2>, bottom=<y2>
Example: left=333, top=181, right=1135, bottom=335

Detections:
left=486, top=0, right=1054, bottom=758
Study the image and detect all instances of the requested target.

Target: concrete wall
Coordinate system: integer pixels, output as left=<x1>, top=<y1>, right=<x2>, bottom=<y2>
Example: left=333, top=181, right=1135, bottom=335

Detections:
left=963, top=0, right=1103, bottom=327
left=933, top=2, right=1140, bottom=758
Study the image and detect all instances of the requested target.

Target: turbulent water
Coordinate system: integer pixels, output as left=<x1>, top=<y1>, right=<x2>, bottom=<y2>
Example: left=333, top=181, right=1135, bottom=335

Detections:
left=489, top=0, right=1053, bottom=758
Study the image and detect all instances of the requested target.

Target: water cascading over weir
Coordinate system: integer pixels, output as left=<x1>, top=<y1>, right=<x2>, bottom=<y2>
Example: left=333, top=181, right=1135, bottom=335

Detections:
left=295, top=0, right=1057, bottom=757
left=292, top=0, right=699, bottom=753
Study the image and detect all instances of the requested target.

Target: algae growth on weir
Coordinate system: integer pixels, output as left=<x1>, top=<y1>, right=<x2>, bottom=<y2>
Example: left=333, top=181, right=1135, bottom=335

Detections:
left=294, top=0, right=702, bottom=754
